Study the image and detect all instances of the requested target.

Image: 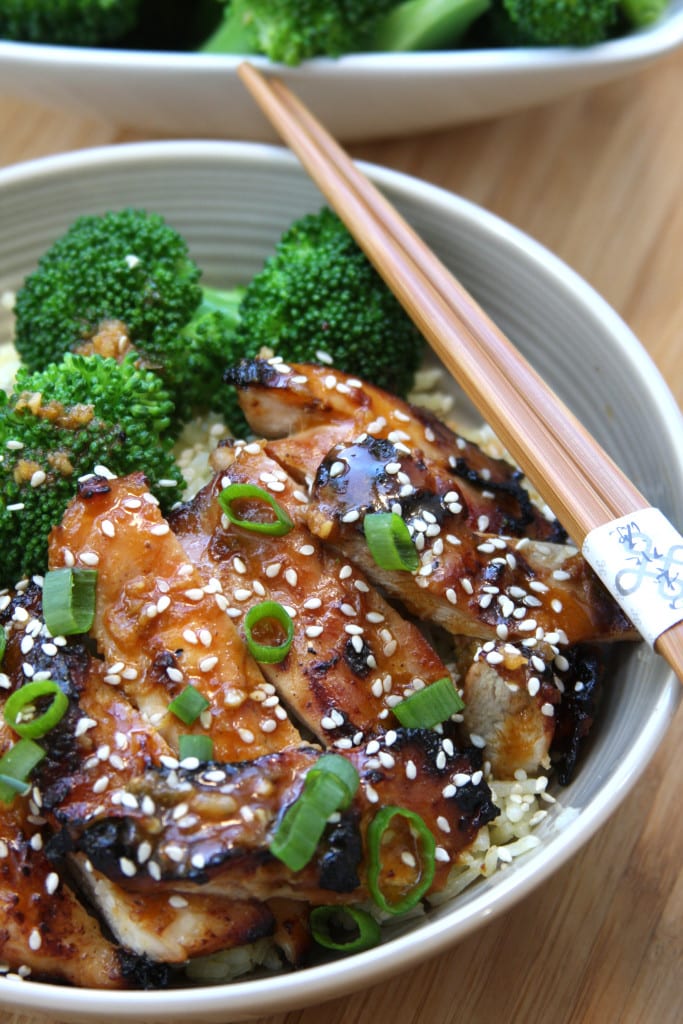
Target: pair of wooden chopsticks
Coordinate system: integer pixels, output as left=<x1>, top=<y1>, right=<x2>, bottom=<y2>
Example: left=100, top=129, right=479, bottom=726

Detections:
left=237, top=61, right=683, bottom=685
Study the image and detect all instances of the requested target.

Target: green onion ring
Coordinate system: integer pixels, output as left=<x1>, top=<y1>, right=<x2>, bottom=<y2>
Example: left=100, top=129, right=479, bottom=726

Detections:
left=42, top=567, right=98, bottom=636
left=4, top=680, right=69, bottom=739
left=310, top=906, right=381, bottom=953
left=244, top=601, right=294, bottom=663
left=393, top=677, right=465, bottom=729
left=367, top=806, right=436, bottom=914
left=0, top=738, right=46, bottom=804
left=0, top=626, right=6, bottom=665
left=218, top=483, right=293, bottom=536
left=363, top=512, right=419, bottom=572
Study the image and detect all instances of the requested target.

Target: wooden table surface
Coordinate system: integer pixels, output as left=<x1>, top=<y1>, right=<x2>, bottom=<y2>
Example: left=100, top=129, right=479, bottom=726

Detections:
left=1, top=47, right=682, bottom=1024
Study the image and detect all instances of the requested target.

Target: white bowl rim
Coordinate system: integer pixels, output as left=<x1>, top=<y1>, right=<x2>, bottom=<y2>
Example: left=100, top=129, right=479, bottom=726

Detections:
left=0, top=5, right=682, bottom=72
left=0, top=139, right=680, bottom=1020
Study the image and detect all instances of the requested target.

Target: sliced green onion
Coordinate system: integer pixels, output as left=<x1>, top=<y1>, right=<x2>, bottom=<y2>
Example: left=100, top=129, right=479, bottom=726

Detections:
left=178, top=734, right=214, bottom=762
left=168, top=685, right=210, bottom=725
left=218, top=483, right=293, bottom=536
left=310, top=906, right=381, bottom=953
left=4, top=680, right=69, bottom=739
left=270, top=755, right=360, bottom=872
left=42, top=567, right=98, bottom=636
left=244, top=601, right=294, bottom=664
left=363, top=512, right=419, bottom=572
left=393, top=677, right=465, bottom=729
left=307, top=753, right=359, bottom=810
left=0, top=738, right=46, bottom=804
left=367, top=806, right=436, bottom=915
left=0, top=626, right=6, bottom=665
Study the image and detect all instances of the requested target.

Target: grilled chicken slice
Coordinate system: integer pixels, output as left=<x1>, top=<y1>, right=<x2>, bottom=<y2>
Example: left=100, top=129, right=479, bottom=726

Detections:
left=0, top=586, right=281, bottom=971
left=0, top=739, right=129, bottom=988
left=227, top=359, right=564, bottom=541
left=168, top=440, right=453, bottom=745
left=48, top=472, right=301, bottom=762
left=53, top=728, right=498, bottom=906
left=455, top=640, right=604, bottom=781
left=301, top=436, right=635, bottom=647
left=70, top=857, right=275, bottom=964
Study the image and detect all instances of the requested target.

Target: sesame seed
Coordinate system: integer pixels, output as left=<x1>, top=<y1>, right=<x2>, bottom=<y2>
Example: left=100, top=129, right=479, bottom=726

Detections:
left=199, top=656, right=218, bottom=673
left=541, top=703, right=555, bottom=717
left=305, top=625, right=323, bottom=638
left=166, top=667, right=184, bottom=684
left=184, top=588, right=205, bottom=602
left=341, top=510, right=360, bottom=523
left=164, top=844, right=186, bottom=864
left=45, top=872, right=59, bottom=895
left=238, top=728, right=254, bottom=744
left=80, top=551, right=99, bottom=567
left=28, top=928, right=42, bottom=951
left=120, top=857, right=137, bottom=877
left=436, top=816, right=451, bottom=834
left=100, top=519, right=116, bottom=538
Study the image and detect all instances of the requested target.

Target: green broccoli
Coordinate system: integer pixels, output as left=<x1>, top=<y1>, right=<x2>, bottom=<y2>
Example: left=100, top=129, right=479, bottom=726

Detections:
left=620, top=0, right=669, bottom=27
left=199, top=0, right=400, bottom=63
left=371, top=0, right=491, bottom=52
left=0, top=0, right=140, bottom=46
left=499, top=1, right=621, bottom=46
left=12, top=209, right=241, bottom=422
left=0, top=353, right=183, bottom=586
left=226, top=207, right=424, bottom=397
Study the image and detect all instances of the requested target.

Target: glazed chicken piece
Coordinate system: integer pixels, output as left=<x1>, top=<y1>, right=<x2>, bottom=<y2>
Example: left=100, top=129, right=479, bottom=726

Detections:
left=169, top=439, right=453, bottom=746
left=300, top=435, right=634, bottom=647
left=455, top=639, right=604, bottom=782
left=226, top=359, right=564, bottom=541
left=48, top=472, right=301, bottom=762
left=0, top=736, right=130, bottom=988
left=0, top=586, right=286, bottom=971
left=227, top=359, right=633, bottom=645
left=55, top=728, right=498, bottom=906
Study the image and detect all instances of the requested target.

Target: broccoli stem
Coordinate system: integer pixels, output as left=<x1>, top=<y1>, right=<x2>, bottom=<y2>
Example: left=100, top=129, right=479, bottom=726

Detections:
left=371, top=0, right=491, bottom=51
left=199, top=6, right=260, bottom=55
left=198, top=285, right=246, bottom=327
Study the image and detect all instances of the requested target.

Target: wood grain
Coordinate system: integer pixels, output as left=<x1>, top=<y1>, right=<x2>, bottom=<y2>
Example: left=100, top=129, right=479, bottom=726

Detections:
left=1, top=45, right=682, bottom=1024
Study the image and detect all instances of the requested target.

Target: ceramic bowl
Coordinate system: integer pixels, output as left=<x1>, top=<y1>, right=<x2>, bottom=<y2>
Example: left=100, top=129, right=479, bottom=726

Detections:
left=0, top=141, right=680, bottom=1023
left=0, top=4, right=682, bottom=140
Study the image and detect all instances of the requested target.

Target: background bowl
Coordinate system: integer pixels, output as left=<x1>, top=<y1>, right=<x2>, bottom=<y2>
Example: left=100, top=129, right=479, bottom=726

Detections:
left=0, top=141, right=680, bottom=1023
left=0, top=4, right=683, bottom=141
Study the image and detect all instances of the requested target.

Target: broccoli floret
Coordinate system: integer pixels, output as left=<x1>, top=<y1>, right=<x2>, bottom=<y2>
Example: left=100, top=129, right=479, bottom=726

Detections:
left=200, top=0, right=400, bottom=63
left=501, top=1, right=620, bottom=45
left=0, top=0, right=141, bottom=46
left=371, top=0, right=491, bottom=52
left=620, top=0, right=668, bottom=27
left=0, top=353, right=183, bottom=586
left=13, top=209, right=240, bottom=422
left=228, top=208, right=423, bottom=396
